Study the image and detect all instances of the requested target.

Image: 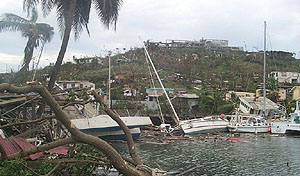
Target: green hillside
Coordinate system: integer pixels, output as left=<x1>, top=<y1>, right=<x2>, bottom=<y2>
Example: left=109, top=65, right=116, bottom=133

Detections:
left=1, top=47, right=298, bottom=116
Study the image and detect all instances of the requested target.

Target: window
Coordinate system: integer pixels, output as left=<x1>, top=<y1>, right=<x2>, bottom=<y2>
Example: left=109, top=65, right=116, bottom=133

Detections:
left=80, top=84, right=83, bottom=88
left=63, top=84, right=67, bottom=89
left=71, top=83, right=75, bottom=88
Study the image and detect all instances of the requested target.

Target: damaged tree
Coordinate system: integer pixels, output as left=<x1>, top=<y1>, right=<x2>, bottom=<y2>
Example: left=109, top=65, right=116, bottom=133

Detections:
left=0, top=83, right=152, bottom=176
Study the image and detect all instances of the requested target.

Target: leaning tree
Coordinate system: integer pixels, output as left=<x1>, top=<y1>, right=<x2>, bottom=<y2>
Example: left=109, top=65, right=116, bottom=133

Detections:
left=23, top=0, right=123, bottom=89
left=0, top=9, right=54, bottom=82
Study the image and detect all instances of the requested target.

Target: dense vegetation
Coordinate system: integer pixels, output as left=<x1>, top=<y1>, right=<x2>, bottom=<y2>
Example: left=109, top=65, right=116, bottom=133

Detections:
left=1, top=47, right=299, bottom=116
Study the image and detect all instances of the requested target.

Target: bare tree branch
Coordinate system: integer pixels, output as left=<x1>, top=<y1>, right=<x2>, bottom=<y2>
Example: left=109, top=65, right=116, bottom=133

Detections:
left=92, top=90, right=143, bottom=166
left=0, top=115, right=55, bottom=129
left=0, top=83, right=146, bottom=176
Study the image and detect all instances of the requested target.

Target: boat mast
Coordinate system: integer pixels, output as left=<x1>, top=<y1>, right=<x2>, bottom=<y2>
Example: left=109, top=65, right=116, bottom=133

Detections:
left=142, top=42, right=180, bottom=123
left=263, top=21, right=266, bottom=118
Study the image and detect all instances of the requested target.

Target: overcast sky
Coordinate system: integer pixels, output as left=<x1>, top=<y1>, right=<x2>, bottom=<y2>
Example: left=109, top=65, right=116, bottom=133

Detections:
left=0, top=0, right=299, bottom=73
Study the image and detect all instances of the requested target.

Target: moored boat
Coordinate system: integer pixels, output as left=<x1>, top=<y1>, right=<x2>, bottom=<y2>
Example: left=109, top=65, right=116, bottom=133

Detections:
left=228, top=115, right=270, bottom=133
left=271, top=101, right=300, bottom=135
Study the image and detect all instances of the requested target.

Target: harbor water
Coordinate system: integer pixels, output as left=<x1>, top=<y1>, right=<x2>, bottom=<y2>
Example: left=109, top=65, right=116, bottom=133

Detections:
left=113, top=134, right=300, bottom=175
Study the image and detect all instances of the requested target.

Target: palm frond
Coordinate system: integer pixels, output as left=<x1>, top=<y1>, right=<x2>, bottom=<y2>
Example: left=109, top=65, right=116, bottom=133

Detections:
left=73, top=0, right=91, bottom=40
left=55, top=0, right=69, bottom=39
left=1, top=13, right=30, bottom=24
left=35, top=23, right=55, bottom=43
left=23, top=0, right=39, bottom=16
left=0, top=21, right=29, bottom=33
left=41, top=0, right=55, bottom=17
left=93, top=0, right=123, bottom=30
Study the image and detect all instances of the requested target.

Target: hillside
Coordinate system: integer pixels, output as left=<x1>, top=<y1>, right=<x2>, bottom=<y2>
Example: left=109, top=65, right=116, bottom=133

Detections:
left=0, top=47, right=298, bottom=116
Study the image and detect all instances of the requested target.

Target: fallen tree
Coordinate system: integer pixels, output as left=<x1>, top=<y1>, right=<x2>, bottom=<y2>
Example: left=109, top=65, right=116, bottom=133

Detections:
left=0, top=83, right=151, bottom=176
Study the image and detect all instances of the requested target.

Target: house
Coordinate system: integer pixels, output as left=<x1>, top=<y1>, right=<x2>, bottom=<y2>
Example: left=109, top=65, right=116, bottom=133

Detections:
left=291, top=86, right=300, bottom=100
left=269, top=71, right=300, bottom=84
left=56, top=80, right=95, bottom=90
left=239, top=97, right=280, bottom=118
left=146, top=88, right=174, bottom=94
left=256, top=88, right=286, bottom=102
left=73, top=56, right=103, bottom=65
left=225, top=91, right=255, bottom=101
left=175, top=94, right=199, bottom=110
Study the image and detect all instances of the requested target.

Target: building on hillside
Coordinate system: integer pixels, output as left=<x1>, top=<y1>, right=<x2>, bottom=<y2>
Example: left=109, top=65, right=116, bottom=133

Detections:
left=114, top=75, right=133, bottom=84
left=256, top=88, right=287, bottom=102
left=56, top=80, right=95, bottom=90
left=269, top=71, right=300, bottom=84
left=267, top=51, right=295, bottom=58
left=225, top=91, right=255, bottom=101
left=239, top=97, right=280, bottom=118
left=73, top=56, right=103, bottom=65
left=146, top=88, right=175, bottom=94
left=291, top=86, right=300, bottom=100
left=146, top=38, right=243, bottom=51
left=175, top=94, right=199, bottom=110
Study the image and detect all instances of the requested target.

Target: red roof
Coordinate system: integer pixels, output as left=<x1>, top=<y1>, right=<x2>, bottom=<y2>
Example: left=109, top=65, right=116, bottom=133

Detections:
left=0, top=136, right=68, bottom=160
left=146, top=92, right=164, bottom=97
left=46, top=146, right=68, bottom=155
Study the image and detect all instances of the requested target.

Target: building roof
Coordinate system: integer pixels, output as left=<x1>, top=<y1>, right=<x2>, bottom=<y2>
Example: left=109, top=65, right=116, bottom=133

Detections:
left=146, top=92, right=164, bottom=97
left=177, top=94, right=199, bottom=99
left=240, top=97, right=279, bottom=110
left=56, top=80, right=94, bottom=84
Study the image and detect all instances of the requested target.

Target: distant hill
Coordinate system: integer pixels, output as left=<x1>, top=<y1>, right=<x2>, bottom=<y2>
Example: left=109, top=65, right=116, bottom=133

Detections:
left=1, top=47, right=298, bottom=93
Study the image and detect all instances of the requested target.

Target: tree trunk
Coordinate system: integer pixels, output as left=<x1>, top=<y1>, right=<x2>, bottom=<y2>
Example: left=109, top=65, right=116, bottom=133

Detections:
left=92, top=91, right=143, bottom=166
left=10, top=38, right=35, bottom=83
left=48, top=0, right=77, bottom=89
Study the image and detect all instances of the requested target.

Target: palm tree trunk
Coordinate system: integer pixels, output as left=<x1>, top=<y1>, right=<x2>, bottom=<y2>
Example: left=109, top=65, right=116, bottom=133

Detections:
left=48, top=0, right=77, bottom=89
left=10, top=38, right=35, bottom=83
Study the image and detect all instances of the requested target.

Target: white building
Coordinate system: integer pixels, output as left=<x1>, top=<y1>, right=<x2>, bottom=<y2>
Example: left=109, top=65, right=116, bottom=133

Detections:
left=239, top=97, right=280, bottom=118
left=56, top=80, right=95, bottom=90
left=269, top=71, right=300, bottom=84
left=225, top=91, right=255, bottom=101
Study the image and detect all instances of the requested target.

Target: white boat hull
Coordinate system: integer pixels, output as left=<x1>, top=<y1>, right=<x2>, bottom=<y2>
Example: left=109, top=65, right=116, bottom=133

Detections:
left=228, top=124, right=270, bottom=133
left=180, top=118, right=229, bottom=134
left=271, top=122, right=300, bottom=134
left=71, top=115, right=152, bottom=140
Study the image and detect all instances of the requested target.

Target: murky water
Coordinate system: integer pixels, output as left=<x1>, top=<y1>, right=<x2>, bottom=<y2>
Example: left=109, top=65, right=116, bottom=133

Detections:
left=113, top=135, right=300, bottom=175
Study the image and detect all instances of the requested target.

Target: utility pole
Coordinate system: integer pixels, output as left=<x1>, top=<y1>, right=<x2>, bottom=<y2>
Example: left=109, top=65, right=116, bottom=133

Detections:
left=108, top=51, right=112, bottom=109
left=263, top=21, right=267, bottom=118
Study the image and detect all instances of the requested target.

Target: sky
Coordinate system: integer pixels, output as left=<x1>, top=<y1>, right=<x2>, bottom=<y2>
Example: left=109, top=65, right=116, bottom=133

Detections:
left=0, top=0, right=299, bottom=73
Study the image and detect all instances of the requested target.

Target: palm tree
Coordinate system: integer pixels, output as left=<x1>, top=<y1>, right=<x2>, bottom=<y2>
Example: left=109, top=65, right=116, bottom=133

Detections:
left=0, top=9, right=54, bottom=82
left=23, top=0, right=123, bottom=89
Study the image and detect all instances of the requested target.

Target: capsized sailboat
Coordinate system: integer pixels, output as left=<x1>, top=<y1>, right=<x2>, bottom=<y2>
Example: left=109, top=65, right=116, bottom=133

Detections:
left=142, top=42, right=229, bottom=135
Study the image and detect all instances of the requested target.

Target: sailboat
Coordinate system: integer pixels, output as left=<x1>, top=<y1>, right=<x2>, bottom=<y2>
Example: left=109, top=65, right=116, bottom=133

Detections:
left=228, top=21, right=271, bottom=133
left=142, top=42, right=229, bottom=135
left=67, top=52, right=152, bottom=141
